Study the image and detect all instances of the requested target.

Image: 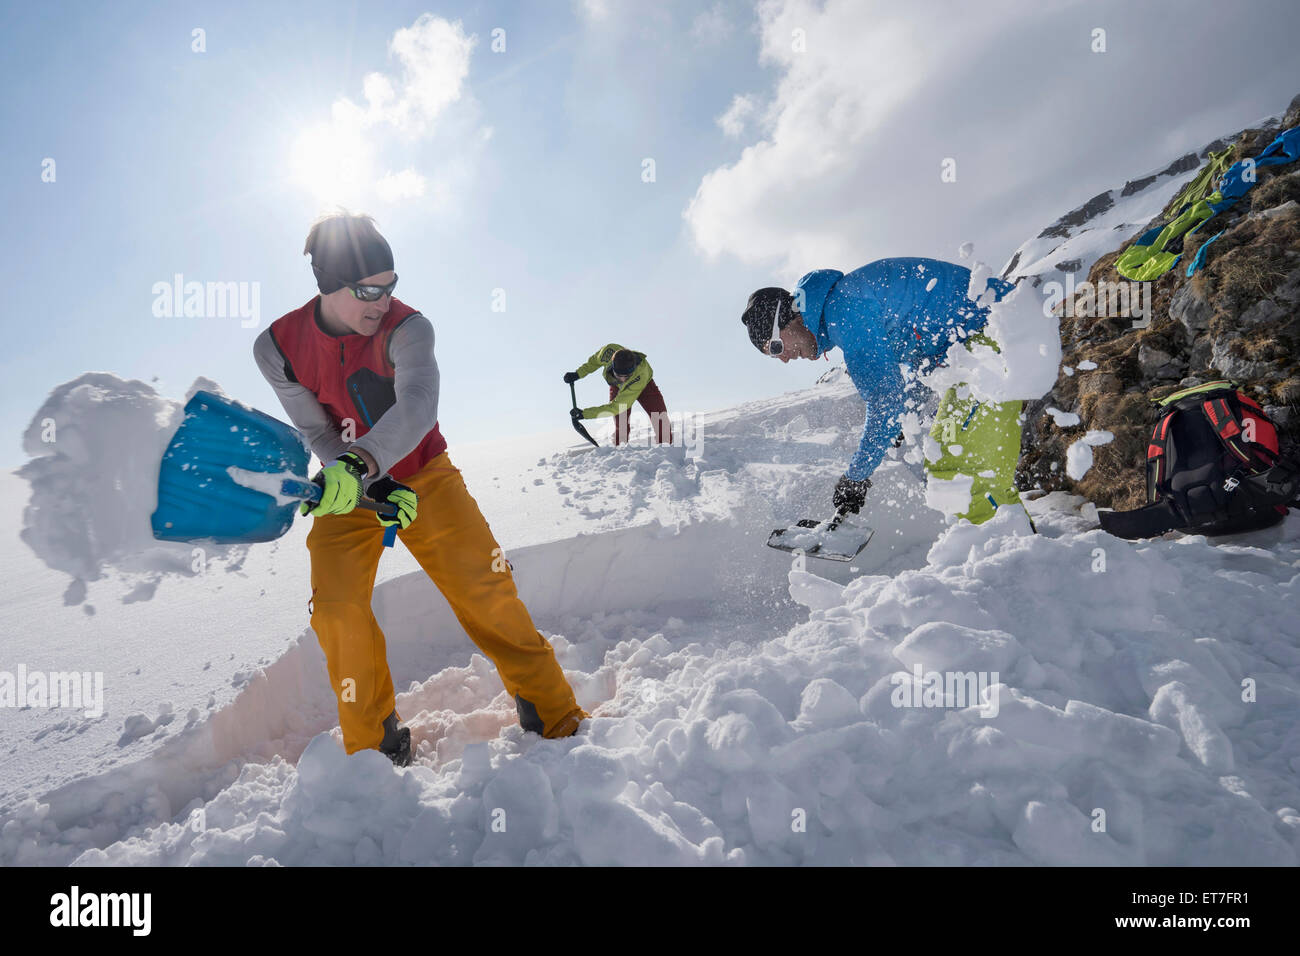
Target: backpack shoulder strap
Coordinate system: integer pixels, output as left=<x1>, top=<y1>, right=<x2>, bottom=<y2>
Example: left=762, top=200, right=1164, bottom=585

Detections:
left=1199, top=391, right=1281, bottom=469
left=1200, top=394, right=1254, bottom=465
left=1146, top=410, right=1177, bottom=496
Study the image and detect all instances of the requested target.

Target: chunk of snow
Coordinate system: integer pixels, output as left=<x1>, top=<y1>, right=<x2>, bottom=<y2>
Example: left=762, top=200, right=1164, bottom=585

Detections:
left=925, top=471, right=975, bottom=517
left=1065, top=441, right=1093, bottom=480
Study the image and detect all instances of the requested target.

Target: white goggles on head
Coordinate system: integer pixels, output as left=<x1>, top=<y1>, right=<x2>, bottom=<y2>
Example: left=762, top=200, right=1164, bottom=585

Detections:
left=766, top=299, right=785, bottom=356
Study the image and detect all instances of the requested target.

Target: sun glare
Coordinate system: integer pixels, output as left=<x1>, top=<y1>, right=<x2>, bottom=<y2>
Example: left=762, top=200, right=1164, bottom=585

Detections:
left=288, top=121, right=374, bottom=206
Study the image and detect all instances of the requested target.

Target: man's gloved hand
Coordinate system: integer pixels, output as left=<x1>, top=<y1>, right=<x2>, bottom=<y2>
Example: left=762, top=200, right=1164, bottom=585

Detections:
left=367, top=475, right=418, bottom=530
left=832, top=474, right=871, bottom=515
left=302, top=452, right=369, bottom=517
left=571, top=407, right=587, bottom=422
left=563, top=371, right=580, bottom=384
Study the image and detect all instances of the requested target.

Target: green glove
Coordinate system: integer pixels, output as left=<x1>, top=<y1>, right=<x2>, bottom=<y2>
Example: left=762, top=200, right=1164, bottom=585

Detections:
left=301, top=452, right=368, bottom=517
left=367, top=475, right=418, bottom=530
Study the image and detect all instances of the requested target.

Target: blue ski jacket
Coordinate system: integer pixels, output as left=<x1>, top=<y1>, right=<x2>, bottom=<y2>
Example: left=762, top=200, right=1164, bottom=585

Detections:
left=795, top=257, right=1013, bottom=482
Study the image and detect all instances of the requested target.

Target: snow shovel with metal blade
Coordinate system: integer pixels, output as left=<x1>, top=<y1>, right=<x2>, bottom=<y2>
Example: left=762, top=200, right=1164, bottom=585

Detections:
left=151, top=390, right=399, bottom=546
left=569, top=381, right=598, bottom=447
left=766, top=510, right=874, bottom=562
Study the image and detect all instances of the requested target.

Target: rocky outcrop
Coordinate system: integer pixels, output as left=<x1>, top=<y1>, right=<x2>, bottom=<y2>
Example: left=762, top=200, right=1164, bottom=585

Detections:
left=1017, top=94, right=1300, bottom=511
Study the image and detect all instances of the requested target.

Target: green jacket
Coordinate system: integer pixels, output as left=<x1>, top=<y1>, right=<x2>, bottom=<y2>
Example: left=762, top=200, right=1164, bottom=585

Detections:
left=574, top=343, right=652, bottom=419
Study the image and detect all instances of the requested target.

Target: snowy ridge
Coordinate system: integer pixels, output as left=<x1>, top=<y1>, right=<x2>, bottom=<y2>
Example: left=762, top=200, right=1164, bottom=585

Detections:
left=1001, top=159, right=1200, bottom=297
left=4, top=378, right=1300, bottom=865
left=997, top=111, right=1285, bottom=299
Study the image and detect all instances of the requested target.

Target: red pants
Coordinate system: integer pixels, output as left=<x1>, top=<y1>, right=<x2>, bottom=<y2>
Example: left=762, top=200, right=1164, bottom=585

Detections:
left=611, top=379, right=672, bottom=446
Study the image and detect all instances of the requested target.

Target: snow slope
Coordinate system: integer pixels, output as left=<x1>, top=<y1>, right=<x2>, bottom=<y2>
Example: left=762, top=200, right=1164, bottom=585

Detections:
left=3, top=376, right=1299, bottom=866
left=1000, top=156, right=1200, bottom=299
left=997, top=110, right=1286, bottom=301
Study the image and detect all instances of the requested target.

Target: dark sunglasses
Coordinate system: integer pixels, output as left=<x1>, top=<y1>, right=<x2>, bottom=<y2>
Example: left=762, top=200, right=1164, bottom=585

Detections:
left=343, top=274, right=398, bottom=302
left=317, top=267, right=399, bottom=302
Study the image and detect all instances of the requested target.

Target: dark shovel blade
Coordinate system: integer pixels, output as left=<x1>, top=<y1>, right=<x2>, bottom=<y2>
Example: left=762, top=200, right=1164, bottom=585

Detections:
left=766, top=517, right=874, bottom=562
left=569, top=380, right=598, bottom=446
left=571, top=418, right=599, bottom=447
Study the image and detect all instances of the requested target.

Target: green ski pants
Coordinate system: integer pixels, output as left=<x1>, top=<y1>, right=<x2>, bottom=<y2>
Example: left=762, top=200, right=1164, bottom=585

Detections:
left=922, top=333, right=1027, bottom=525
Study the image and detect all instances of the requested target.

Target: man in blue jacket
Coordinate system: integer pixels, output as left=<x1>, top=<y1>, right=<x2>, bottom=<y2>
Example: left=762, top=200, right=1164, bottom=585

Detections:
left=741, top=257, right=1023, bottom=525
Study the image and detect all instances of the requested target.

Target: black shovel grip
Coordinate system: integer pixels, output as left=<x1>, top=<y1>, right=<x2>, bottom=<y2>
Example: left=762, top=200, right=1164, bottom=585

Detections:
left=308, top=474, right=399, bottom=518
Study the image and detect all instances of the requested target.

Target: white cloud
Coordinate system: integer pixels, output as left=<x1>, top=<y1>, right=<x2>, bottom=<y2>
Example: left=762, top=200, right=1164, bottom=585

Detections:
left=716, top=94, right=756, bottom=138
left=682, top=0, right=1094, bottom=278
left=344, top=14, right=475, bottom=137
left=686, top=0, right=1300, bottom=284
left=685, top=0, right=967, bottom=273
left=381, top=15, right=476, bottom=135
left=289, top=15, right=479, bottom=207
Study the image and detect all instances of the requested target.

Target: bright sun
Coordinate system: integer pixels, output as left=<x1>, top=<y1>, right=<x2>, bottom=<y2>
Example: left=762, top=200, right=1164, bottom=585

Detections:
left=288, top=121, right=374, bottom=206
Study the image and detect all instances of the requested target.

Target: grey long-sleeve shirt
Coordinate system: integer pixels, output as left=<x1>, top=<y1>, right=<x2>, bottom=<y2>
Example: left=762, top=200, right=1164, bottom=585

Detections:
left=252, top=312, right=440, bottom=479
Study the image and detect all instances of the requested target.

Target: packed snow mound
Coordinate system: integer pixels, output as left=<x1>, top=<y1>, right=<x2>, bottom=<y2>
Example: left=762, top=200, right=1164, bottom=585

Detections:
left=18, top=373, right=251, bottom=604
left=15, top=496, right=1295, bottom=867
left=6, top=366, right=1299, bottom=867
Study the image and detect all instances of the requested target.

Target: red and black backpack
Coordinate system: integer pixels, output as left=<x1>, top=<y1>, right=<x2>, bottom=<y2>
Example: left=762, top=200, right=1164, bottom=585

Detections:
left=1099, top=380, right=1299, bottom=539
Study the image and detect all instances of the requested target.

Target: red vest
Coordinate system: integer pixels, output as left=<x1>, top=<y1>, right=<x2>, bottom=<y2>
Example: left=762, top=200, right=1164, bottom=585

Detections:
left=268, top=297, right=446, bottom=480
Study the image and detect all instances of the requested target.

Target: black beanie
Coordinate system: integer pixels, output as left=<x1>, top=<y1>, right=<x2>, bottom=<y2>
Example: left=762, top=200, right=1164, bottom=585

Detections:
left=305, top=216, right=394, bottom=294
left=611, top=349, right=638, bottom=376
left=741, top=287, right=795, bottom=352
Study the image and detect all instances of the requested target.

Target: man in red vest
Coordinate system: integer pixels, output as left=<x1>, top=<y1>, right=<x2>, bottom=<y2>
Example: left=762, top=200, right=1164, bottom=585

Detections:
left=254, top=213, right=587, bottom=765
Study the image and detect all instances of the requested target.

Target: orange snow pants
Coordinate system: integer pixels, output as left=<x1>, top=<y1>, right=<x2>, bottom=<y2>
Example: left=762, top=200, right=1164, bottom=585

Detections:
left=306, top=451, right=587, bottom=753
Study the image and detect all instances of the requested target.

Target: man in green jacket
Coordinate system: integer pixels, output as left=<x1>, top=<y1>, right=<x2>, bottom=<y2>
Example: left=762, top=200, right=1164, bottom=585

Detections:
left=564, top=345, right=672, bottom=446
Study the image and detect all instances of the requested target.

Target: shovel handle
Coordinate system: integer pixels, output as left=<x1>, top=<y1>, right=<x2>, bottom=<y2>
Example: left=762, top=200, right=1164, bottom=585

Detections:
left=288, top=477, right=401, bottom=548
left=283, top=478, right=400, bottom=519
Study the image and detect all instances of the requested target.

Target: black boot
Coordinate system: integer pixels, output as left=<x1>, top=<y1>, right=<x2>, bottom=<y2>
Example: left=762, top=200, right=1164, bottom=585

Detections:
left=379, top=710, right=412, bottom=767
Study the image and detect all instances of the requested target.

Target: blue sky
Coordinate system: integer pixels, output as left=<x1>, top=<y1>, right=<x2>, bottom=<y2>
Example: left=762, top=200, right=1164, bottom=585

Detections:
left=3, top=0, right=1298, bottom=467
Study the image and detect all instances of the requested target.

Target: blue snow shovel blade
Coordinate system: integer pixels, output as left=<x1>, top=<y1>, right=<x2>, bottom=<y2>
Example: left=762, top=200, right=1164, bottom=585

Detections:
left=151, top=390, right=311, bottom=544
